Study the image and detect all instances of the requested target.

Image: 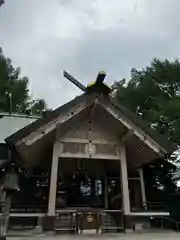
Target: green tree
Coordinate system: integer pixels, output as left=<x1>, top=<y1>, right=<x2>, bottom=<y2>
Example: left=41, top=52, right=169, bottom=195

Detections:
left=117, top=59, right=180, bottom=145
left=0, top=48, right=47, bottom=115
left=116, top=59, right=180, bottom=202
left=29, top=99, right=47, bottom=115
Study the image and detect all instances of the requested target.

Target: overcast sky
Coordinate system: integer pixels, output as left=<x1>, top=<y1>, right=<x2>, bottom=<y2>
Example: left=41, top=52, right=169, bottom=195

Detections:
left=0, top=0, right=180, bottom=108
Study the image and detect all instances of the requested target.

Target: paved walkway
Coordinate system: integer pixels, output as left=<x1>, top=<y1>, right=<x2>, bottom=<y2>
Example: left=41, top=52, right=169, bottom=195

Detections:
left=7, top=231, right=180, bottom=240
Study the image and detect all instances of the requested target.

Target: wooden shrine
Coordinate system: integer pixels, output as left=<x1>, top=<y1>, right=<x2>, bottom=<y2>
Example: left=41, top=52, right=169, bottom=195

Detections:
left=4, top=72, right=175, bottom=234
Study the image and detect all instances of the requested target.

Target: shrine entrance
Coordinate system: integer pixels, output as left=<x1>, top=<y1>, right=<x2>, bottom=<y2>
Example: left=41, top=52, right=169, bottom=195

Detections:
left=56, top=158, right=122, bottom=209
left=55, top=158, right=124, bottom=233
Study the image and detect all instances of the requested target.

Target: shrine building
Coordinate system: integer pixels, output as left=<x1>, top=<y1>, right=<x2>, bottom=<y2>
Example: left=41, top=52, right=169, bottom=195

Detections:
left=4, top=92, right=175, bottom=233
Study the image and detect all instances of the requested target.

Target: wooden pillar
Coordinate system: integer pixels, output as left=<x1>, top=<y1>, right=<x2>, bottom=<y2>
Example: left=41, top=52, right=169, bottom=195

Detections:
left=48, top=141, right=60, bottom=216
left=120, top=145, right=130, bottom=215
left=133, top=181, right=141, bottom=210
left=138, top=168, right=147, bottom=209
left=104, top=177, right=108, bottom=209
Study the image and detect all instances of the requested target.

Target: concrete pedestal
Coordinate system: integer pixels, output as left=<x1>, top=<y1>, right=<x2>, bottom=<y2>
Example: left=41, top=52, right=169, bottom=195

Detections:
left=124, top=215, right=151, bottom=232
left=124, top=215, right=133, bottom=232
left=42, top=216, right=56, bottom=232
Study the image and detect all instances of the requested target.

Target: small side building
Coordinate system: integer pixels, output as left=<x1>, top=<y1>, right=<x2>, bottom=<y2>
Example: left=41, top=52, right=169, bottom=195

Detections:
left=0, top=113, right=40, bottom=238
left=0, top=113, right=39, bottom=161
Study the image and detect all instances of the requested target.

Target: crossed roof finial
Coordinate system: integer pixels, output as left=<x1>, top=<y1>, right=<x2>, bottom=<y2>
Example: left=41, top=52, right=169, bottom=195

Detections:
left=63, top=70, right=113, bottom=96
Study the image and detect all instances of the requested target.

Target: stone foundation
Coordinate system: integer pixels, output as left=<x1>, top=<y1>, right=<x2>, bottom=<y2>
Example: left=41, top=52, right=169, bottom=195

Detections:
left=0, top=237, right=6, bottom=240
left=124, top=215, right=133, bottom=232
left=124, top=215, right=151, bottom=232
left=42, top=216, right=56, bottom=231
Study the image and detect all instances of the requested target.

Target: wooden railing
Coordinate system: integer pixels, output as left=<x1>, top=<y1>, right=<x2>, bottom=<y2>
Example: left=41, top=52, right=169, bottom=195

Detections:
left=131, top=201, right=168, bottom=212
left=101, top=210, right=124, bottom=232
left=151, top=216, right=180, bottom=232
left=10, top=205, right=48, bottom=213
left=55, top=209, right=124, bottom=233
left=55, top=210, right=77, bottom=232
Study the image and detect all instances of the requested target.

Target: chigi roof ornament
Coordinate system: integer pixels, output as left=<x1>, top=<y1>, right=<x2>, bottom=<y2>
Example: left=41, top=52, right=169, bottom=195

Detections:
left=63, top=70, right=116, bottom=97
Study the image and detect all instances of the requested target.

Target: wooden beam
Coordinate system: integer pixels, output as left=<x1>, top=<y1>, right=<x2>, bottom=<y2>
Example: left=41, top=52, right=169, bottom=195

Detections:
left=48, top=141, right=61, bottom=216
left=100, top=102, right=166, bottom=155
left=128, top=178, right=140, bottom=181
left=120, top=144, right=130, bottom=215
left=17, top=99, right=94, bottom=147
left=59, top=137, right=119, bottom=145
left=104, top=177, right=108, bottom=209
left=138, top=168, right=147, bottom=209
left=59, top=152, right=120, bottom=160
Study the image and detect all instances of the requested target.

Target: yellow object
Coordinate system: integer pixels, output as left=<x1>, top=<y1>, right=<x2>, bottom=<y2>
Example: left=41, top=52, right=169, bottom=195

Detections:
left=87, top=81, right=111, bottom=89
left=86, top=71, right=111, bottom=96
left=87, top=81, right=96, bottom=87
left=98, top=71, right=106, bottom=75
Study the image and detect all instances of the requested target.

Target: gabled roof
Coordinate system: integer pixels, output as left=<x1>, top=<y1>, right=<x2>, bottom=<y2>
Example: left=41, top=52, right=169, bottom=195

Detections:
left=5, top=93, right=176, bottom=160
left=108, top=96, right=175, bottom=153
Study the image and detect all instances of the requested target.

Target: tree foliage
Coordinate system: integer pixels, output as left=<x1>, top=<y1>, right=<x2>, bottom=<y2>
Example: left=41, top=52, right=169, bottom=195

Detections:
left=0, top=48, right=47, bottom=115
left=117, top=58, right=180, bottom=146
left=116, top=58, right=180, bottom=201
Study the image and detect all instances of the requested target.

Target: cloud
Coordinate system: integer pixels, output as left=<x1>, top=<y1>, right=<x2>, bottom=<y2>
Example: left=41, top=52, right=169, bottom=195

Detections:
left=0, top=0, right=180, bottom=108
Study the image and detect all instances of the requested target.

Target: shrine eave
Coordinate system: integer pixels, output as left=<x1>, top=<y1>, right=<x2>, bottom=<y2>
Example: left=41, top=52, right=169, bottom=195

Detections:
left=5, top=93, right=176, bottom=167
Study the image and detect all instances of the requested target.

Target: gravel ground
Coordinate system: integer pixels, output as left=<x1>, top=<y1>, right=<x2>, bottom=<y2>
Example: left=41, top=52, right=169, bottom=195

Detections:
left=7, top=231, right=180, bottom=240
